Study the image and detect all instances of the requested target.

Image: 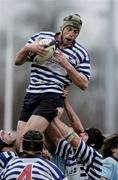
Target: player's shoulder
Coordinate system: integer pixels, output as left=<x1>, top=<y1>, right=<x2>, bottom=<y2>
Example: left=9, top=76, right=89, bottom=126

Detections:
left=103, top=157, right=117, bottom=164
left=0, top=151, right=17, bottom=158
left=78, top=140, right=102, bottom=157
left=31, top=31, right=55, bottom=39
left=74, top=41, right=89, bottom=54
left=28, top=31, right=56, bottom=43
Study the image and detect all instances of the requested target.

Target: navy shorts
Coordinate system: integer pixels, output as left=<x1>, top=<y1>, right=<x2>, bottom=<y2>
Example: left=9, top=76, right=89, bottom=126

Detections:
left=19, top=92, right=64, bottom=123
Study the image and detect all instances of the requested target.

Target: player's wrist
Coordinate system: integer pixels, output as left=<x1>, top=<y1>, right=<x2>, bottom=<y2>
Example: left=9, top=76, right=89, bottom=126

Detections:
left=64, top=62, right=73, bottom=71
left=65, top=130, right=78, bottom=143
left=24, top=44, right=31, bottom=53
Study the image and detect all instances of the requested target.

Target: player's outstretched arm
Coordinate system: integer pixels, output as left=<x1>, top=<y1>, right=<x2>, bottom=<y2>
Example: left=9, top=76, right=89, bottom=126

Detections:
left=46, top=121, right=63, bottom=145
left=54, top=117, right=80, bottom=147
left=64, top=98, right=84, bottom=133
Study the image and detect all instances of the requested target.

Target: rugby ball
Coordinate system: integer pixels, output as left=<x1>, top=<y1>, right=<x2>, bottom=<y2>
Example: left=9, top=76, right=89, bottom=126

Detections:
left=33, top=38, right=56, bottom=64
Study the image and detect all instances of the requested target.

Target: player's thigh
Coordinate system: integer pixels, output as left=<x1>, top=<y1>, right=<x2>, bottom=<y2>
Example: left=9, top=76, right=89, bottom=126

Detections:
left=23, top=115, right=49, bottom=134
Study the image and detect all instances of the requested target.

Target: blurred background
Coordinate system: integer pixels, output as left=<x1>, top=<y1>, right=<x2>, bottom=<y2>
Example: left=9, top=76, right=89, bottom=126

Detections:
left=0, top=0, right=118, bottom=135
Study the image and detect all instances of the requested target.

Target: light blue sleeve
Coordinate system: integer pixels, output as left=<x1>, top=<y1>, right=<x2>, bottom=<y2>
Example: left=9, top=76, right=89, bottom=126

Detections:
left=101, top=158, right=114, bottom=179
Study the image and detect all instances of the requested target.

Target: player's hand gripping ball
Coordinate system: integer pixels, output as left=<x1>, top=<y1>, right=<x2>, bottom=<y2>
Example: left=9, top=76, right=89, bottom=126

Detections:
left=33, top=38, right=56, bottom=64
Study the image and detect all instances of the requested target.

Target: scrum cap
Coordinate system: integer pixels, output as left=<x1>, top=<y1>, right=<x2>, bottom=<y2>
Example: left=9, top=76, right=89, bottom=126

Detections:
left=61, top=14, right=82, bottom=32
left=23, top=130, right=44, bottom=155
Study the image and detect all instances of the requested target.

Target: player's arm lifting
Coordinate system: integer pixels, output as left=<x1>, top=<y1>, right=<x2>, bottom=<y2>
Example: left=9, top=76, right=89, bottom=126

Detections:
left=46, top=121, right=63, bottom=145
left=15, top=42, right=47, bottom=66
left=55, top=49, right=88, bottom=90
left=54, top=117, right=81, bottom=147
left=64, top=98, right=84, bottom=133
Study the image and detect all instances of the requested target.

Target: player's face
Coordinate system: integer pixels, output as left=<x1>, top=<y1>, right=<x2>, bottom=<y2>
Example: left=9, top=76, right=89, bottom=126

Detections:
left=112, top=146, right=118, bottom=160
left=62, top=26, right=79, bottom=46
left=0, top=129, right=15, bottom=145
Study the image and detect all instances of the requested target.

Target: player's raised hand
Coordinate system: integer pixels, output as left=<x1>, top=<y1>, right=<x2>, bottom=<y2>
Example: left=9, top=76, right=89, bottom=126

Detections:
left=62, top=89, right=68, bottom=99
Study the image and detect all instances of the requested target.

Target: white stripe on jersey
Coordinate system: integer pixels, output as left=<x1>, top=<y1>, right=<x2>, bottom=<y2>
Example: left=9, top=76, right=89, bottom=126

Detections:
left=0, top=151, right=17, bottom=172
left=26, top=31, right=91, bottom=94
left=55, top=138, right=103, bottom=180
left=0, top=156, right=65, bottom=180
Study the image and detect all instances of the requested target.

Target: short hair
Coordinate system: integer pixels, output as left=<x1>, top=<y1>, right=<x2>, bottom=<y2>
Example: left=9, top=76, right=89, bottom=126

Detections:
left=102, top=133, right=118, bottom=158
left=85, top=128, right=105, bottom=151
left=23, top=130, right=44, bottom=155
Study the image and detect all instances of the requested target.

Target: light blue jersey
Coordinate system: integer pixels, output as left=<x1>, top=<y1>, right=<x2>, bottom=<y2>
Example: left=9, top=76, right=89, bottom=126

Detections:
left=101, top=157, right=118, bottom=180
left=49, top=146, right=65, bottom=173
left=52, top=154, right=65, bottom=173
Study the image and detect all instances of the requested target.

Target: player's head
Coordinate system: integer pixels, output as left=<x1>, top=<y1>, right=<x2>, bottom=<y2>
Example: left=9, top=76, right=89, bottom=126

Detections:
left=102, top=133, right=118, bottom=158
left=60, top=14, right=82, bottom=33
left=0, top=129, right=15, bottom=151
left=22, top=130, right=44, bottom=156
left=85, top=128, right=105, bottom=150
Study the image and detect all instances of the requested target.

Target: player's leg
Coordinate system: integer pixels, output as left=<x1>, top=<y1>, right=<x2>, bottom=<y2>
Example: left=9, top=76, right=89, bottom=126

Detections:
left=16, top=120, right=26, bottom=152
left=23, top=115, right=49, bottom=134
left=15, top=93, right=37, bottom=152
left=16, top=93, right=64, bottom=152
left=22, top=98, right=58, bottom=134
left=23, top=107, right=64, bottom=137
left=22, top=94, right=64, bottom=138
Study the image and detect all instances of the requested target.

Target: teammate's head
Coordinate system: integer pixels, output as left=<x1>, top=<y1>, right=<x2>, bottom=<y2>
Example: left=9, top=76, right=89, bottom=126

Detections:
left=85, top=128, right=105, bottom=151
left=60, top=14, right=82, bottom=33
left=23, top=130, right=44, bottom=156
left=102, top=133, right=118, bottom=158
left=0, top=129, right=15, bottom=151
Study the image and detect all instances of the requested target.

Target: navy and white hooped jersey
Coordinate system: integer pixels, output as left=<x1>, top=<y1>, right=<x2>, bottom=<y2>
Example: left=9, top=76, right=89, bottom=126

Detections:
left=0, top=156, right=66, bottom=180
left=26, top=31, right=91, bottom=94
left=55, top=139, right=103, bottom=180
left=0, top=151, right=17, bottom=172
